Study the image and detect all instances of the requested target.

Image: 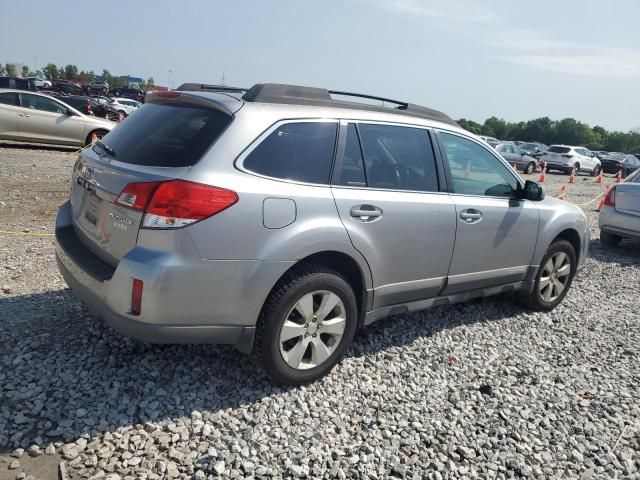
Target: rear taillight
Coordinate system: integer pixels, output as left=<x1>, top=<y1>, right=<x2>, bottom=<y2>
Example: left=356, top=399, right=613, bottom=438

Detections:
left=114, top=181, right=160, bottom=210
left=604, top=186, right=616, bottom=207
left=562, top=154, right=573, bottom=158
left=114, top=180, right=238, bottom=229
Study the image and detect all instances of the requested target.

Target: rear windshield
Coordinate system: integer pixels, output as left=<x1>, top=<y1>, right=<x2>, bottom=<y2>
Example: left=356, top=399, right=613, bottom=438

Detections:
left=548, top=146, right=571, bottom=154
left=100, top=103, right=231, bottom=167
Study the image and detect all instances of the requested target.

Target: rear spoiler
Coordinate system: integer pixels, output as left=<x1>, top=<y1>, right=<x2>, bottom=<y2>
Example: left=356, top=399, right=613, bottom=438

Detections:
left=146, top=91, right=242, bottom=116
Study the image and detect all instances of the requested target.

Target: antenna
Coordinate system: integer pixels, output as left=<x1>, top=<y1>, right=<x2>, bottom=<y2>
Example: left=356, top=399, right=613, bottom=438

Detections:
left=221, top=72, right=226, bottom=86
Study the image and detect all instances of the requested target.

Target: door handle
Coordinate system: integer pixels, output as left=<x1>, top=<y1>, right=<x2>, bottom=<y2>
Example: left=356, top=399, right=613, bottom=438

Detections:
left=460, top=209, right=483, bottom=223
left=350, top=205, right=382, bottom=221
left=18, top=113, right=31, bottom=117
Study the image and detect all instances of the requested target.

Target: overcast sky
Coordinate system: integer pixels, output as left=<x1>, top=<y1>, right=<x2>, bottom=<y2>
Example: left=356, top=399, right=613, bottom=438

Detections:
left=2, top=0, right=639, bottom=131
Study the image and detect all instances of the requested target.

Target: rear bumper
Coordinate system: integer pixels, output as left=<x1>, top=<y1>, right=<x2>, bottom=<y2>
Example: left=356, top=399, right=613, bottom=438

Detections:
left=54, top=200, right=279, bottom=352
left=599, top=206, right=640, bottom=240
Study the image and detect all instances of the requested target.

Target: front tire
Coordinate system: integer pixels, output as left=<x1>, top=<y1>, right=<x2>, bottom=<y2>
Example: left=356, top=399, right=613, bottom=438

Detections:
left=518, top=240, right=576, bottom=311
left=600, top=230, right=622, bottom=247
left=253, top=264, right=358, bottom=385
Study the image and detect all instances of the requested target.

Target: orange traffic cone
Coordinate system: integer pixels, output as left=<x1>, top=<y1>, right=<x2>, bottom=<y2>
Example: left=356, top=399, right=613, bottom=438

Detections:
left=568, top=165, right=575, bottom=184
left=464, top=160, right=471, bottom=179
left=539, top=162, right=547, bottom=183
left=615, top=169, right=622, bottom=183
left=557, top=185, right=567, bottom=200
left=596, top=184, right=610, bottom=212
left=595, top=169, right=603, bottom=184
left=91, top=132, right=97, bottom=143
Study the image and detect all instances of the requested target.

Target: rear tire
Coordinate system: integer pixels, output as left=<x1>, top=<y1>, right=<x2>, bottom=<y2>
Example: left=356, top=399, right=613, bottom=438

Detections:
left=253, top=264, right=358, bottom=385
left=84, top=129, right=108, bottom=146
left=518, top=240, right=576, bottom=312
left=600, top=230, right=622, bottom=247
left=525, top=162, right=536, bottom=175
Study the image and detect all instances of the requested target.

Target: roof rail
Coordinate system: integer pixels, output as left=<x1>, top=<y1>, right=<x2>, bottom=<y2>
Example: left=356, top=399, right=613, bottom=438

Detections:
left=176, top=83, right=247, bottom=93
left=241, top=83, right=456, bottom=125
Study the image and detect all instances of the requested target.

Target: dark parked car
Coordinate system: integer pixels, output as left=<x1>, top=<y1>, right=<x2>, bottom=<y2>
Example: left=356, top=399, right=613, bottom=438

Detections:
left=0, top=77, right=37, bottom=91
left=52, top=81, right=84, bottom=95
left=57, top=95, right=113, bottom=119
left=110, top=86, right=144, bottom=102
left=519, top=142, right=547, bottom=159
left=600, top=154, right=640, bottom=177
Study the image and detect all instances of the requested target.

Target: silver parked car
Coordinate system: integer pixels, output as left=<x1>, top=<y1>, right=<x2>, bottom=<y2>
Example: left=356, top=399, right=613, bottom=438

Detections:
left=599, top=168, right=640, bottom=246
left=495, top=143, right=538, bottom=174
left=0, top=89, right=114, bottom=146
left=54, top=83, right=590, bottom=384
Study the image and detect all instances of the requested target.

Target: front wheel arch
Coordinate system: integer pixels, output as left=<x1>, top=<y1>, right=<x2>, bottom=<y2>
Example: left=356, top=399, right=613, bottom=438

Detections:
left=84, top=129, right=108, bottom=146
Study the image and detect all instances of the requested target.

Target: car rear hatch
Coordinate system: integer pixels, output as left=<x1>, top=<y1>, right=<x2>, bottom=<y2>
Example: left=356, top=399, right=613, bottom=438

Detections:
left=614, top=183, right=640, bottom=217
left=70, top=91, right=242, bottom=266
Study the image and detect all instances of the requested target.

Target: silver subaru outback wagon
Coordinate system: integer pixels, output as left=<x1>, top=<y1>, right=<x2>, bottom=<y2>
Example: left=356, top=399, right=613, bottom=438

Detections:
left=55, top=83, right=590, bottom=384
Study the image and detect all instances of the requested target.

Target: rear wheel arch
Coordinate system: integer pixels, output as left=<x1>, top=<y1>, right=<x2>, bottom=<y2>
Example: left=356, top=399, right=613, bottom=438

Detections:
left=261, top=251, right=370, bottom=329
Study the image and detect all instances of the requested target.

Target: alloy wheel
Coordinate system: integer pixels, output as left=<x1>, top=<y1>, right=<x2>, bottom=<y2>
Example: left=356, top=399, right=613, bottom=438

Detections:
left=279, top=290, right=346, bottom=370
left=539, top=252, right=571, bottom=302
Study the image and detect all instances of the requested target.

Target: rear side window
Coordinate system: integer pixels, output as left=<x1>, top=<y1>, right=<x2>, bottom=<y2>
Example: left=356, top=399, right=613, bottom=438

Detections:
left=100, top=103, right=231, bottom=167
left=548, top=146, right=571, bottom=154
left=357, top=123, right=439, bottom=192
left=243, top=122, right=338, bottom=184
left=0, top=92, right=19, bottom=106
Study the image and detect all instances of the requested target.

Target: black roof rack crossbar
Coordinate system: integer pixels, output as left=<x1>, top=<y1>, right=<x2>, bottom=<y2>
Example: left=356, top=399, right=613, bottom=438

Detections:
left=175, top=83, right=248, bottom=93
left=328, top=90, right=408, bottom=107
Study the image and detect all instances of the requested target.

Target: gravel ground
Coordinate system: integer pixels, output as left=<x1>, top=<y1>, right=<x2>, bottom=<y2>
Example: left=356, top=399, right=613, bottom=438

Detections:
left=1, top=144, right=639, bottom=479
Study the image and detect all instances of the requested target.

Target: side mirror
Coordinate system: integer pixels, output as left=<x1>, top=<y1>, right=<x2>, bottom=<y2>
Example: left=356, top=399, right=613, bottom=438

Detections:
left=519, top=180, right=545, bottom=201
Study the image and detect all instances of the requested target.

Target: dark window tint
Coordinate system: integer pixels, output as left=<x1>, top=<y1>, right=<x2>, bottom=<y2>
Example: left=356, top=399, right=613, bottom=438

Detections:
left=99, top=103, right=231, bottom=167
left=0, top=92, right=19, bottom=106
left=244, top=122, right=337, bottom=184
left=59, top=97, right=88, bottom=113
left=548, top=146, right=571, bottom=154
left=358, top=124, right=438, bottom=192
left=439, top=132, right=518, bottom=197
left=334, top=124, right=366, bottom=187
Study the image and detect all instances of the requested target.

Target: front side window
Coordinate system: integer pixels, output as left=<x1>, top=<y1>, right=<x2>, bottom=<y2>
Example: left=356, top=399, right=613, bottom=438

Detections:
left=439, top=132, right=518, bottom=197
left=243, top=122, right=338, bottom=184
left=21, top=94, right=68, bottom=114
left=357, top=123, right=439, bottom=192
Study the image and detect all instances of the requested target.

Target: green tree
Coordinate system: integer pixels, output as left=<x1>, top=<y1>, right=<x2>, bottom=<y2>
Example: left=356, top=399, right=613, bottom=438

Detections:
left=5, top=63, right=16, bottom=76
left=457, top=118, right=483, bottom=134
left=0, top=64, right=5, bottom=76
left=483, top=117, right=511, bottom=139
left=64, top=64, right=78, bottom=81
left=43, top=63, right=58, bottom=80
left=21, top=65, right=30, bottom=78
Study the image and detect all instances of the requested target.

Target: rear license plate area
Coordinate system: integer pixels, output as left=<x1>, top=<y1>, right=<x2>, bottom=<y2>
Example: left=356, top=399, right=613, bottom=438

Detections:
left=85, top=191, right=101, bottom=225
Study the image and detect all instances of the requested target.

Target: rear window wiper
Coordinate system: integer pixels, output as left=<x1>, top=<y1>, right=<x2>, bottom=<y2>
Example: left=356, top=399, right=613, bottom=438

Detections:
left=93, top=139, right=116, bottom=158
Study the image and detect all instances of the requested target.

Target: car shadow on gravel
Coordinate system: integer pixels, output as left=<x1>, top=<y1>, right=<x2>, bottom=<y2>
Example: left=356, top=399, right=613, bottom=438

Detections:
left=0, top=142, right=77, bottom=153
left=589, top=238, right=640, bottom=265
left=0, top=287, right=527, bottom=453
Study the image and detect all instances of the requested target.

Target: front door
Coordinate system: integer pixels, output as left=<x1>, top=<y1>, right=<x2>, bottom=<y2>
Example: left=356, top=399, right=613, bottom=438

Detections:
left=17, top=93, right=86, bottom=145
left=331, top=122, right=456, bottom=309
left=435, top=131, right=539, bottom=294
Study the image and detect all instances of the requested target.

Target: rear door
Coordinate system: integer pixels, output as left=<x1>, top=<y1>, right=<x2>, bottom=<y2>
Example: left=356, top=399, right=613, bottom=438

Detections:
left=435, top=130, right=539, bottom=294
left=0, top=92, right=21, bottom=140
left=70, top=95, right=236, bottom=266
left=17, top=93, right=86, bottom=145
left=331, top=122, right=456, bottom=308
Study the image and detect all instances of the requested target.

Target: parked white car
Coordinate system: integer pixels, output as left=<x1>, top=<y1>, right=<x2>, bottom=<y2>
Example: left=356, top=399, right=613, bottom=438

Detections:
left=541, top=145, right=601, bottom=176
left=478, top=135, right=499, bottom=148
left=108, top=98, right=142, bottom=117
left=26, top=77, right=52, bottom=88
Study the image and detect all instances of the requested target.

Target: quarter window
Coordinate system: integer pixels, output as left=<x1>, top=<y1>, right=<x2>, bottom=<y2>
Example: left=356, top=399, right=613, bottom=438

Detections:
left=355, top=123, right=439, bottom=192
left=0, top=92, right=18, bottom=106
left=439, top=132, right=518, bottom=197
left=243, top=122, right=338, bottom=184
